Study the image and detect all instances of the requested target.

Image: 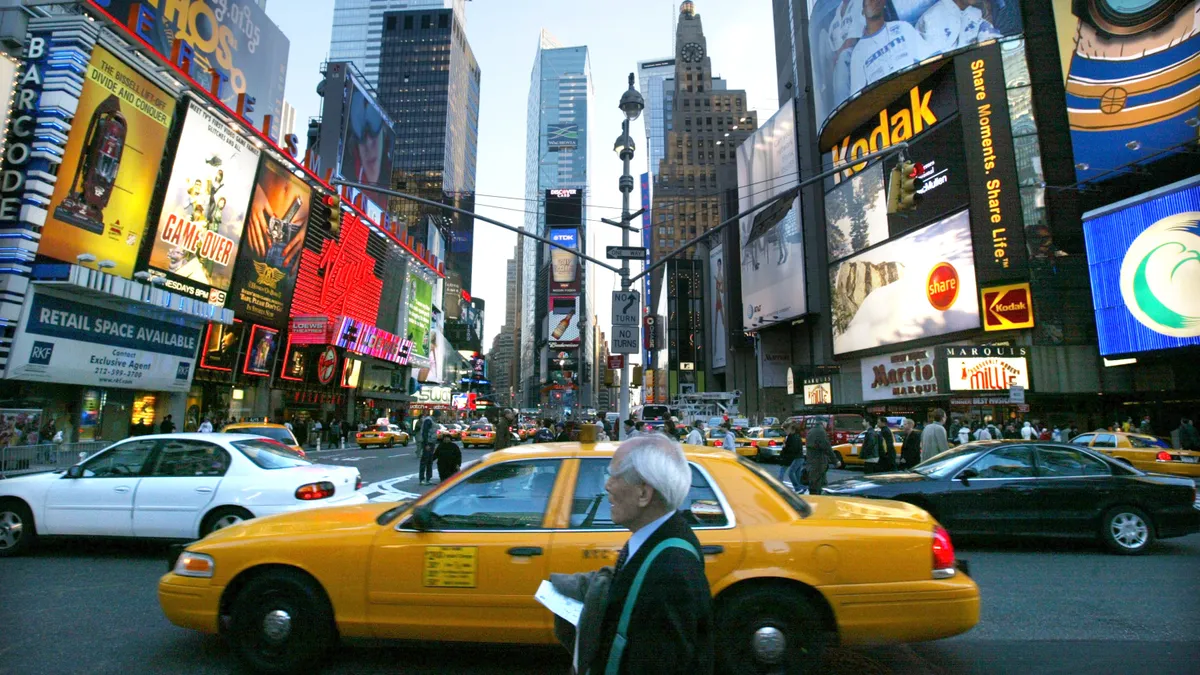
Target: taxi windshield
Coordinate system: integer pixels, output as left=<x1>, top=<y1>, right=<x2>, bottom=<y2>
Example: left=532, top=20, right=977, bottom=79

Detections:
left=234, top=439, right=311, bottom=469
left=229, top=426, right=296, bottom=445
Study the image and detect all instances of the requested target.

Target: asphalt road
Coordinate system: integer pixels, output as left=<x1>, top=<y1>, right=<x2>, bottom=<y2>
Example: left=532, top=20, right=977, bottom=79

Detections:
left=2, top=443, right=1198, bottom=675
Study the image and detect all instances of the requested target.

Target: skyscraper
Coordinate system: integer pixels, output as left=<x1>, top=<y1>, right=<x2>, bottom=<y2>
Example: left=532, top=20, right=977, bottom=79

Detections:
left=488, top=250, right=521, bottom=407
left=638, top=57, right=676, bottom=184
left=330, top=0, right=466, bottom=88
left=375, top=6, right=480, bottom=338
left=520, top=32, right=593, bottom=410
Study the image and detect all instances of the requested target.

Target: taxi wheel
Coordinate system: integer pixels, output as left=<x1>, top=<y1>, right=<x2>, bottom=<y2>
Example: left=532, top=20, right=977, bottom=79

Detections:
left=229, top=569, right=336, bottom=674
left=0, top=499, right=35, bottom=557
left=717, top=585, right=827, bottom=674
left=1101, top=505, right=1155, bottom=555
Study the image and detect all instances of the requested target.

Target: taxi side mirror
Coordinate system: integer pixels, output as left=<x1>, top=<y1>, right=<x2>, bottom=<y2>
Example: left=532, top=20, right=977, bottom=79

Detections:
left=410, top=505, right=434, bottom=531
left=956, top=468, right=978, bottom=484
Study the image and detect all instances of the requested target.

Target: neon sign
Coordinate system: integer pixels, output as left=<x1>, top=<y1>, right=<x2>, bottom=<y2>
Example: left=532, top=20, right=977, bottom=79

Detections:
left=332, top=316, right=414, bottom=365
left=290, top=212, right=384, bottom=325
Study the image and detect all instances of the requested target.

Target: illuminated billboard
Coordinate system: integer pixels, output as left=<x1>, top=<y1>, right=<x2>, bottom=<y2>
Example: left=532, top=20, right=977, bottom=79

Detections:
left=709, top=244, right=727, bottom=370
left=289, top=212, right=386, bottom=327
left=830, top=209, right=980, bottom=355
left=340, top=70, right=396, bottom=207
left=406, top=273, right=434, bottom=359
left=1083, top=175, right=1200, bottom=356
left=808, top=0, right=1022, bottom=140
left=944, top=346, right=1030, bottom=392
left=1053, top=0, right=1200, bottom=184
left=39, top=47, right=176, bottom=278
left=548, top=295, right=581, bottom=348
left=145, top=103, right=259, bottom=305
left=548, top=227, right=580, bottom=295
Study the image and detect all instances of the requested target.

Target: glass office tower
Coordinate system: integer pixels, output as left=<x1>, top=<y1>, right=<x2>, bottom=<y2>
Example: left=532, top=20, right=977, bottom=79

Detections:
left=330, top=0, right=466, bottom=88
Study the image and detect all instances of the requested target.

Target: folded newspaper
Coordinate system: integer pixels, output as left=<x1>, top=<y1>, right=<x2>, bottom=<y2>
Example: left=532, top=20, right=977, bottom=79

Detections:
left=534, top=579, right=583, bottom=627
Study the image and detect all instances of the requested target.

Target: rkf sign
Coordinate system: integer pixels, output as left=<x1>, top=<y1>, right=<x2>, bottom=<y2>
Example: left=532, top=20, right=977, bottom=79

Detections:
left=982, top=282, right=1035, bottom=331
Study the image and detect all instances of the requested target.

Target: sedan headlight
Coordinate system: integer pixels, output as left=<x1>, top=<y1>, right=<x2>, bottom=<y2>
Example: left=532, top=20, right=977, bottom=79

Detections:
left=173, top=551, right=215, bottom=578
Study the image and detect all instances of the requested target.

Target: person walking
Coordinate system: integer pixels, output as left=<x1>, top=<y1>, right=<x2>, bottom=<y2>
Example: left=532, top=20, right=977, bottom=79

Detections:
left=435, top=434, right=462, bottom=482
left=805, top=420, right=835, bottom=495
left=197, top=417, right=213, bottom=433
left=536, top=419, right=555, bottom=443
left=975, top=424, right=992, bottom=441
left=495, top=410, right=516, bottom=451
left=554, top=421, right=570, bottom=443
left=861, top=418, right=882, bottom=474
left=876, top=416, right=897, bottom=472
left=1180, top=418, right=1200, bottom=451
left=311, top=418, right=324, bottom=448
left=622, top=419, right=638, bottom=440
left=780, top=421, right=806, bottom=490
left=720, top=421, right=737, bottom=453
left=416, top=414, right=438, bottom=485
left=1020, top=421, right=1034, bottom=440
left=921, top=409, right=950, bottom=461
left=159, top=415, right=176, bottom=434
left=330, top=418, right=343, bottom=447
left=551, top=434, right=713, bottom=674
left=684, top=420, right=705, bottom=446
left=956, top=424, right=970, bottom=446
left=1137, top=415, right=1153, bottom=435
left=900, top=418, right=921, bottom=469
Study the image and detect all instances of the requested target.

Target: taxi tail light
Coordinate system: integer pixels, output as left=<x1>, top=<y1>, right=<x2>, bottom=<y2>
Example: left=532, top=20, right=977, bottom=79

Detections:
left=295, top=481, right=336, bottom=500
left=932, top=526, right=956, bottom=577
left=355, top=474, right=364, bottom=491
left=1156, top=451, right=1173, bottom=462
left=768, top=440, right=778, bottom=446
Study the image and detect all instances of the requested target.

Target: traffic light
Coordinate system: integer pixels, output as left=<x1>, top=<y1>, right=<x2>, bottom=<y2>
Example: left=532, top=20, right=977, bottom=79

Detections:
left=898, top=161, right=924, bottom=211
left=604, top=368, right=615, bottom=387
left=631, top=365, right=644, bottom=387
left=325, top=193, right=342, bottom=231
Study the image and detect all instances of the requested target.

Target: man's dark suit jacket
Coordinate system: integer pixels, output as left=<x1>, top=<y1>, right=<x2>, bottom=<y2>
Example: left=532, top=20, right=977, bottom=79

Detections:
left=586, top=510, right=714, bottom=675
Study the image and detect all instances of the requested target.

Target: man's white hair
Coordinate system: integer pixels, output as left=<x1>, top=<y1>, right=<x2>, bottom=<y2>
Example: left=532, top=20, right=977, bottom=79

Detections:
left=612, top=433, right=692, bottom=510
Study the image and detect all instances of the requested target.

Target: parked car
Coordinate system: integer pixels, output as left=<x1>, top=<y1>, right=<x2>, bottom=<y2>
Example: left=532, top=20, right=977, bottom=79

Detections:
left=1070, top=431, right=1200, bottom=478
left=823, top=441, right=1199, bottom=555
left=0, top=433, right=365, bottom=556
left=221, top=422, right=304, bottom=457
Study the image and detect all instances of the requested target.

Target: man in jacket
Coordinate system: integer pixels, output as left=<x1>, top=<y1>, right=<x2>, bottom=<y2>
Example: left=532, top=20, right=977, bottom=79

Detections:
left=416, top=415, right=438, bottom=485
left=1180, top=418, right=1200, bottom=451
left=875, top=416, right=897, bottom=472
left=900, top=418, right=921, bottom=468
left=861, top=419, right=881, bottom=474
left=494, top=410, right=514, bottom=451
left=561, top=434, right=713, bottom=674
left=435, top=435, right=462, bottom=482
left=920, top=408, right=950, bottom=461
left=805, top=420, right=835, bottom=495
left=780, top=422, right=806, bottom=489
left=684, top=420, right=706, bottom=446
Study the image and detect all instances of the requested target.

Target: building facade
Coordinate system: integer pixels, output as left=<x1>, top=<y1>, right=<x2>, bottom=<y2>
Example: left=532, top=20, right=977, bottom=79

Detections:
left=519, top=33, right=593, bottom=412
left=329, top=0, right=466, bottom=88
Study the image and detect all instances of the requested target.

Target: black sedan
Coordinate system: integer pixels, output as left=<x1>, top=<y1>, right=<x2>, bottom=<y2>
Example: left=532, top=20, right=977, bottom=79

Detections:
left=823, top=441, right=1199, bottom=554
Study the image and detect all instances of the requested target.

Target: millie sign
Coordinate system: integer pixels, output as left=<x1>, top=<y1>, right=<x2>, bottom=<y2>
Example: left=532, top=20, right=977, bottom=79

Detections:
left=943, top=345, right=1030, bottom=392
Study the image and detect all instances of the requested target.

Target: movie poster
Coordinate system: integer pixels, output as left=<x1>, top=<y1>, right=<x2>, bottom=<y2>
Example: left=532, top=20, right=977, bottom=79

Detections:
left=242, top=325, right=279, bottom=377
left=39, top=47, right=175, bottom=277
left=146, top=102, right=260, bottom=306
left=227, top=159, right=310, bottom=327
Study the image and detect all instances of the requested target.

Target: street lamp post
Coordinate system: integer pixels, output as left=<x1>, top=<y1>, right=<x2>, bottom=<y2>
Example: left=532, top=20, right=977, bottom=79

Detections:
left=614, top=73, right=644, bottom=439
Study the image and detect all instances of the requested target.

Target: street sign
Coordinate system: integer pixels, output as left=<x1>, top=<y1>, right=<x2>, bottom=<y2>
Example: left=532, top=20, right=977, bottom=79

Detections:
left=1009, top=385, right=1025, bottom=404
left=611, top=325, right=639, bottom=354
left=607, top=354, right=625, bottom=369
left=982, top=282, right=1035, bottom=331
left=606, top=246, right=648, bottom=260
left=611, top=290, right=640, bottom=326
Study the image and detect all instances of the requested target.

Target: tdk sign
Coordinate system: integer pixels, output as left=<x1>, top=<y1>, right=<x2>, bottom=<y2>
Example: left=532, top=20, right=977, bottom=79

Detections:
left=551, top=232, right=576, bottom=243
left=30, top=341, right=54, bottom=365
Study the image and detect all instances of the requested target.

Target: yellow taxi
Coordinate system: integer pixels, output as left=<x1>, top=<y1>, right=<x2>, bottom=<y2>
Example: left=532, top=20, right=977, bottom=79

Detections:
left=159, top=437, right=978, bottom=673
left=832, top=428, right=906, bottom=469
left=221, top=422, right=304, bottom=458
left=704, top=427, right=755, bottom=458
left=355, top=424, right=410, bottom=449
left=745, top=426, right=787, bottom=463
left=461, top=423, right=496, bottom=447
left=1070, top=431, right=1200, bottom=478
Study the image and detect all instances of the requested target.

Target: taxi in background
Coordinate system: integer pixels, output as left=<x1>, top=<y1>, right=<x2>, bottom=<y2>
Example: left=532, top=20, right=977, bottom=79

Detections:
left=704, top=427, right=757, bottom=459
left=832, top=428, right=906, bottom=470
left=159, top=431, right=979, bottom=674
left=221, top=422, right=304, bottom=458
left=1070, top=431, right=1200, bottom=478
left=461, top=423, right=496, bottom=447
left=745, top=426, right=787, bottom=463
left=444, top=424, right=464, bottom=441
left=355, top=424, right=409, bottom=449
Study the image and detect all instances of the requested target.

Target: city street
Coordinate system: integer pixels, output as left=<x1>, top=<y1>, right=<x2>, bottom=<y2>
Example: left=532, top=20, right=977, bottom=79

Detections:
left=1, top=447, right=1196, bottom=675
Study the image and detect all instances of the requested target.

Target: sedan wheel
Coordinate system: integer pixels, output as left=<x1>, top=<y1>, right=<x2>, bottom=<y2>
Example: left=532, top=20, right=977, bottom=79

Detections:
left=717, top=586, right=827, bottom=674
left=229, top=569, right=336, bottom=674
left=202, top=507, right=253, bottom=537
left=0, top=502, right=34, bottom=557
left=1102, top=506, right=1154, bottom=555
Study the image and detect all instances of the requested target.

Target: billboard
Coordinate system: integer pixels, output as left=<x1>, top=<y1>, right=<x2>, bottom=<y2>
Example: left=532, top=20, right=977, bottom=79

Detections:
left=546, top=188, right=583, bottom=226
left=242, top=324, right=279, bottom=377
left=944, top=345, right=1030, bottom=392
left=802, top=379, right=834, bottom=405
left=289, top=213, right=386, bottom=327
left=549, top=295, right=581, bottom=348
left=93, top=0, right=290, bottom=138
left=340, top=73, right=396, bottom=206
left=145, top=102, right=260, bottom=306
left=5, top=290, right=199, bottom=392
left=709, top=244, right=727, bottom=369
left=40, top=47, right=176, bottom=278
left=547, top=123, right=579, bottom=150
left=199, top=320, right=241, bottom=371
left=808, top=0, right=1022, bottom=138
left=227, top=158, right=310, bottom=328
left=1053, top=0, right=1200, bottom=184
left=860, top=348, right=940, bottom=401
left=830, top=209, right=980, bottom=355
left=1082, top=175, right=1200, bottom=356
left=826, top=163, right=891, bottom=262
left=548, top=227, right=581, bottom=294
left=736, top=99, right=806, bottom=330
left=406, top=273, right=434, bottom=358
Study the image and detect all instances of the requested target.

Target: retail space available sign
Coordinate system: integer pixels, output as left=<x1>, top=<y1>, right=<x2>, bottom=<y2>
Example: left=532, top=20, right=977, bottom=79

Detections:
left=942, top=345, right=1030, bottom=392
left=860, top=349, right=939, bottom=401
left=6, top=290, right=200, bottom=392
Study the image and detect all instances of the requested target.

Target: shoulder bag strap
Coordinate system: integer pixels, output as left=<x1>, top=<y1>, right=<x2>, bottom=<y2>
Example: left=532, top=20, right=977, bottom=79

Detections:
left=602, top=537, right=700, bottom=675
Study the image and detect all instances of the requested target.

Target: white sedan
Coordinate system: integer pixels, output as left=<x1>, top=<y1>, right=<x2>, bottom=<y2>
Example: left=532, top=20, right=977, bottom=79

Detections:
left=0, top=433, right=366, bottom=556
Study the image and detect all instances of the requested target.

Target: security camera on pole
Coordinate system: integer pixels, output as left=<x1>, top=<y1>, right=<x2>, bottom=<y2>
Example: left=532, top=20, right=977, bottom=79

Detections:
left=612, top=73, right=644, bottom=440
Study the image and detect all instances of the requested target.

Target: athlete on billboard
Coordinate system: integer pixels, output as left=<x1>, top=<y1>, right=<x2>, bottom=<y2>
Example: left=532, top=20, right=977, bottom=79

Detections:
left=916, top=0, right=1002, bottom=54
left=827, top=0, right=866, bottom=108
left=849, top=0, right=935, bottom=93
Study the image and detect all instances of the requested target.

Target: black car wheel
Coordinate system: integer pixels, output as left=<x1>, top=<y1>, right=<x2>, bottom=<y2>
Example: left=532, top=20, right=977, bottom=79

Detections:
left=228, top=569, right=337, bottom=674
left=0, top=500, right=35, bottom=557
left=1101, top=505, right=1154, bottom=555
left=716, top=585, right=828, bottom=674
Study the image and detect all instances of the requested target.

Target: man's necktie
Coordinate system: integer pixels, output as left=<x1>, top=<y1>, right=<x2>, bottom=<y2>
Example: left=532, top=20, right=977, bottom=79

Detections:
left=615, top=543, right=629, bottom=572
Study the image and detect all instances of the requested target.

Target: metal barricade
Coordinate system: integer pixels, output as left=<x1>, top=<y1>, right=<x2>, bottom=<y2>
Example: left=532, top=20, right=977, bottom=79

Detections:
left=0, top=441, right=110, bottom=478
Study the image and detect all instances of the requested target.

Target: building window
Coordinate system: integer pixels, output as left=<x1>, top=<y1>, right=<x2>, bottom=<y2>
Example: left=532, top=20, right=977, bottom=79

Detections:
left=422, top=14, right=431, bottom=29
left=387, top=16, right=396, bottom=30
left=439, top=13, right=449, bottom=28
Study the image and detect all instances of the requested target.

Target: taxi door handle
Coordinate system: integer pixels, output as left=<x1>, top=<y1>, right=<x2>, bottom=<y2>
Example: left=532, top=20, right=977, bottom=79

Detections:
left=507, top=547, right=543, bottom=557
left=701, top=545, right=724, bottom=556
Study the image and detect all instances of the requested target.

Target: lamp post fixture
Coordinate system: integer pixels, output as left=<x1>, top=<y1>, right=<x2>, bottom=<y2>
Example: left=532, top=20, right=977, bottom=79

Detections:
left=614, top=72, right=643, bottom=438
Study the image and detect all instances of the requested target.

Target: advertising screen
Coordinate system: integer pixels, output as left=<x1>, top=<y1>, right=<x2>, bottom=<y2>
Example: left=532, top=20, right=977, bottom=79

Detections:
left=289, top=213, right=386, bottom=326
left=406, top=273, right=434, bottom=358
left=826, top=163, right=891, bottom=262
left=548, top=227, right=581, bottom=295
left=1053, top=0, right=1200, bottom=184
left=94, top=0, right=290, bottom=138
left=340, top=74, right=396, bottom=206
left=879, top=116, right=969, bottom=237
left=830, top=209, right=980, bottom=355
left=1082, top=175, right=1200, bottom=356
left=546, top=189, right=583, bottom=226
left=242, top=325, right=279, bottom=377
left=227, top=159, right=310, bottom=327
left=549, top=295, right=581, bottom=348
left=40, top=47, right=176, bottom=277
left=200, top=320, right=242, bottom=371
left=944, top=346, right=1030, bottom=392
left=146, top=102, right=260, bottom=306
left=808, top=0, right=1022, bottom=138
left=709, top=244, right=727, bottom=370
left=547, top=124, right=579, bottom=150
left=736, top=99, right=806, bottom=330
left=803, top=380, right=834, bottom=405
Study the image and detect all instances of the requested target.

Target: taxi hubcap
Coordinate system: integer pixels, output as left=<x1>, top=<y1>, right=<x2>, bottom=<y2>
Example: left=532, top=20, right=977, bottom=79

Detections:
left=0, top=511, right=22, bottom=549
left=751, top=625, right=786, bottom=664
left=261, top=609, right=292, bottom=643
left=1111, top=513, right=1148, bottom=549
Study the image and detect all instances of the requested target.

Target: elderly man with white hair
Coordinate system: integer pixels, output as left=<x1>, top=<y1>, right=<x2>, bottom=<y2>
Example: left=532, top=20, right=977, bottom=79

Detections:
left=551, top=434, right=714, bottom=675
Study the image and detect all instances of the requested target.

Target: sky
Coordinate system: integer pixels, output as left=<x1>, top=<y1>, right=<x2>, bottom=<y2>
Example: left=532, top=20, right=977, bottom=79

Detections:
left=267, top=0, right=782, bottom=358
